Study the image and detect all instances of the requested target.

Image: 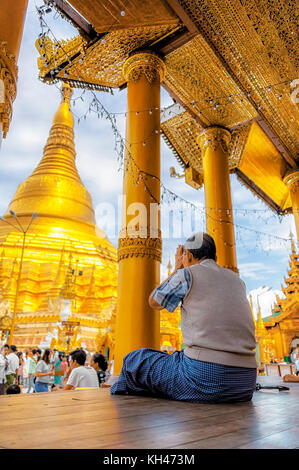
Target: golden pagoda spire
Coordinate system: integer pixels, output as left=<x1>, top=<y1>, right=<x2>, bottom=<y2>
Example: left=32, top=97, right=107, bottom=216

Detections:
left=4, top=83, right=100, bottom=230
left=80, top=263, right=98, bottom=313
left=0, top=250, right=5, bottom=290
left=60, top=253, right=76, bottom=300
left=249, top=294, right=256, bottom=325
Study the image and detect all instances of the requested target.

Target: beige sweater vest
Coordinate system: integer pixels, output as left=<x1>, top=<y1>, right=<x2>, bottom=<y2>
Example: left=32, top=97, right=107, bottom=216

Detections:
left=182, top=260, right=257, bottom=368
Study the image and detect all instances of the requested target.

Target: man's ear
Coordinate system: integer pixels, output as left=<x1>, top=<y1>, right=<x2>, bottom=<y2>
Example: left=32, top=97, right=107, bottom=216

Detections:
left=187, top=251, right=193, bottom=263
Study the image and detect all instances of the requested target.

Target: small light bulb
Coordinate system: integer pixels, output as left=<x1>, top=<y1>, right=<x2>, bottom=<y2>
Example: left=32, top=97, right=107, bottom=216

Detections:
left=120, top=10, right=125, bottom=16
left=101, top=38, right=106, bottom=44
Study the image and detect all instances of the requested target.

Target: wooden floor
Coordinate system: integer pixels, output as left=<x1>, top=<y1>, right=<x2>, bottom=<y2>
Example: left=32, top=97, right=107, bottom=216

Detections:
left=0, top=376, right=299, bottom=449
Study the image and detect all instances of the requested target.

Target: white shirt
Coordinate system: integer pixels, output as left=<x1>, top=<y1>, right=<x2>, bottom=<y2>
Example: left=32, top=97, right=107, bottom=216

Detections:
left=66, top=366, right=99, bottom=389
left=6, top=352, right=19, bottom=375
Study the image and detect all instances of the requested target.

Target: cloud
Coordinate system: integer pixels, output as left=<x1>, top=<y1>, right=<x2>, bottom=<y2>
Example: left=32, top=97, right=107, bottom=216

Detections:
left=248, top=286, right=285, bottom=318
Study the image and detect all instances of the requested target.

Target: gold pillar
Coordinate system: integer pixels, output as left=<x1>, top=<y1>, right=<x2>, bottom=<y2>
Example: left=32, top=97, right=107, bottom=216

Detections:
left=197, top=127, right=238, bottom=273
left=114, top=52, right=166, bottom=375
left=0, top=0, right=28, bottom=142
left=283, top=170, right=299, bottom=243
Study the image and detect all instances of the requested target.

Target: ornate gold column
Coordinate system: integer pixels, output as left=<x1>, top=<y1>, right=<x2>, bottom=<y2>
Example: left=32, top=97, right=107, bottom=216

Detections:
left=283, top=170, right=299, bottom=244
left=0, top=0, right=28, bottom=144
left=197, top=127, right=238, bottom=273
left=114, top=52, right=166, bottom=375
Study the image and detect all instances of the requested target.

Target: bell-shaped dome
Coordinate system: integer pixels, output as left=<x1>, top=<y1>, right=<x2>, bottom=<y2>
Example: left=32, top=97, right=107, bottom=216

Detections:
left=5, top=83, right=100, bottom=235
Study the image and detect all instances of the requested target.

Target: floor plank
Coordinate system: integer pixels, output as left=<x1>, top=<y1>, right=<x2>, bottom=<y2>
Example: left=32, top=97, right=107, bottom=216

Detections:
left=0, top=377, right=298, bottom=449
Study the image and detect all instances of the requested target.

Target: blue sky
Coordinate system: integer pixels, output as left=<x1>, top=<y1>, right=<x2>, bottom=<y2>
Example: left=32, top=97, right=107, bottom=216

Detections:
left=0, top=0, right=296, bottom=315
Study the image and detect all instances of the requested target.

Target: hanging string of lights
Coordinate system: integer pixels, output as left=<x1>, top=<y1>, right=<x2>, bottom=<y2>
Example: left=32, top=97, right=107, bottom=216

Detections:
left=35, top=4, right=297, bottom=252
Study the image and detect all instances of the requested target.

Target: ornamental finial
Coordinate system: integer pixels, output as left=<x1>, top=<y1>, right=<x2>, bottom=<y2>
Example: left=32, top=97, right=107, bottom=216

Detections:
left=61, top=82, right=73, bottom=103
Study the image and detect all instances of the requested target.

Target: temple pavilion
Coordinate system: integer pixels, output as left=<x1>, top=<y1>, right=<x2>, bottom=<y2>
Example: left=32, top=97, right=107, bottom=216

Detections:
left=0, top=1, right=298, bottom=374
left=254, top=236, right=299, bottom=366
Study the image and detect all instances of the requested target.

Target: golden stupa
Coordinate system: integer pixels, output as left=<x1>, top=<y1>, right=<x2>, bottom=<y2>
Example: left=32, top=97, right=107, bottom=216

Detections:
left=256, top=236, right=299, bottom=364
left=0, top=83, right=118, bottom=351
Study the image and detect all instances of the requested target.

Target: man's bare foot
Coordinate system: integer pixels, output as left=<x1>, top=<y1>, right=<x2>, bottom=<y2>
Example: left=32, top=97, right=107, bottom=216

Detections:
left=283, top=374, right=299, bottom=382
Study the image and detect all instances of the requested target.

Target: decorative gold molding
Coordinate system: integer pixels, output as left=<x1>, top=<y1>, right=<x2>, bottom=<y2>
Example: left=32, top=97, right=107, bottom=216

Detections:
left=283, top=170, right=299, bottom=195
left=122, top=52, right=166, bottom=84
left=0, top=41, right=18, bottom=138
left=118, top=235, right=162, bottom=262
left=197, top=127, right=231, bottom=154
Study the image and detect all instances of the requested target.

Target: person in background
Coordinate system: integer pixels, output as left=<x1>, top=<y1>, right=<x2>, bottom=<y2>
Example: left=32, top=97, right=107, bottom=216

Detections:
left=53, top=353, right=63, bottom=387
left=6, top=384, right=21, bottom=394
left=91, top=353, right=109, bottom=386
left=35, top=348, right=42, bottom=362
left=109, top=357, right=114, bottom=376
left=62, top=357, right=72, bottom=387
left=27, top=350, right=37, bottom=393
left=5, top=345, right=19, bottom=393
left=0, top=346, right=6, bottom=395
left=22, top=351, right=29, bottom=390
left=53, top=349, right=98, bottom=391
left=60, top=355, right=68, bottom=378
left=34, top=349, right=54, bottom=393
left=16, top=351, right=24, bottom=388
left=294, top=354, right=299, bottom=377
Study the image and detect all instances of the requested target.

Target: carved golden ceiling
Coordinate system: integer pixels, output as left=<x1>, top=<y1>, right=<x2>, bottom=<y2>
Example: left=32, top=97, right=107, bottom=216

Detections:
left=179, top=0, right=299, bottom=159
left=58, top=24, right=180, bottom=88
left=67, top=0, right=179, bottom=33
left=36, top=0, right=298, bottom=212
left=164, top=35, right=257, bottom=129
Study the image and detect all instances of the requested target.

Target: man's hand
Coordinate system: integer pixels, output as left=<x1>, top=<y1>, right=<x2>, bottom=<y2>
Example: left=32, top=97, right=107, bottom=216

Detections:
left=175, top=245, right=184, bottom=270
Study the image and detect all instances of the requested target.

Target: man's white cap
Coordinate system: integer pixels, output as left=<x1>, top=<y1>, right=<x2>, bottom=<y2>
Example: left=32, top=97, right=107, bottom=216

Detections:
left=184, top=232, right=204, bottom=250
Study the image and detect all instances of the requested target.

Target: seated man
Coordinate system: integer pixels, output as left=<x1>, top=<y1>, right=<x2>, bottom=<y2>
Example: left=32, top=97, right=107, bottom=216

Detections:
left=53, top=349, right=99, bottom=391
left=111, top=232, right=257, bottom=403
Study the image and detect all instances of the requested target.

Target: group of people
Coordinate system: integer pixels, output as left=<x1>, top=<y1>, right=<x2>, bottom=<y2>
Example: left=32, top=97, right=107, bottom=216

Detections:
left=1, top=231, right=298, bottom=403
left=0, top=343, right=110, bottom=395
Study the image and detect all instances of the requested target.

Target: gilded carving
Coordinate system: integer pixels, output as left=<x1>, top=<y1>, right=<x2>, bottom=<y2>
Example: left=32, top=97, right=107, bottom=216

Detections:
left=197, top=127, right=231, bottom=154
left=122, top=52, right=166, bottom=84
left=0, top=41, right=18, bottom=138
left=283, top=170, right=299, bottom=195
left=178, top=0, right=299, bottom=158
left=36, top=25, right=176, bottom=89
left=161, top=113, right=250, bottom=180
left=118, top=235, right=162, bottom=262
